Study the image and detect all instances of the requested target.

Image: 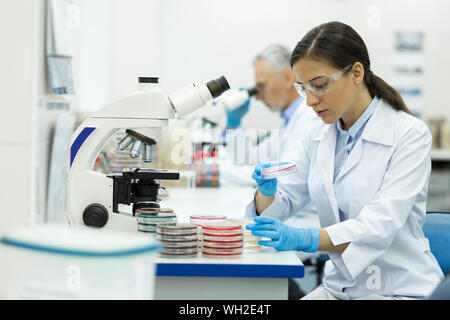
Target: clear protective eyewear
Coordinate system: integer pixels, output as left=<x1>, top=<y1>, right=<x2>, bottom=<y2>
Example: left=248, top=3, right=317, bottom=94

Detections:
left=294, top=64, right=353, bottom=97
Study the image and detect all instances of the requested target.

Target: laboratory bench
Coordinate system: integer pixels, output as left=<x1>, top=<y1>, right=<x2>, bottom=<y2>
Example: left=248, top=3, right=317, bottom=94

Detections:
left=152, top=185, right=305, bottom=300
left=154, top=248, right=304, bottom=300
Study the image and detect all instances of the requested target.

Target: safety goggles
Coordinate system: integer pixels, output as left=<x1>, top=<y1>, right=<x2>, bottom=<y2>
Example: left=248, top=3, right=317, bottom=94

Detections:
left=294, top=64, right=353, bottom=97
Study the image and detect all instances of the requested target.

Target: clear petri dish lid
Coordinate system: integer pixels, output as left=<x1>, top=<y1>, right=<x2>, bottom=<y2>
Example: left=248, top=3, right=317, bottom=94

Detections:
left=159, top=239, right=198, bottom=248
left=202, top=233, right=243, bottom=242
left=260, top=162, right=297, bottom=179
left=138, top=219, right=178, bottom=226
left=201, top=222, right=242, bottom=232
left=161, top=246, right=198, bottom=254
left=135, top=208, right=160, bottom=214
left=156, top=233, right=198, bottom=241
left=160, top=252, right=198, bottom=259
left=226, top=218, right=254, bottom=225
left=202, top=245, right=243, bottom=252
left=190, top=215, right=226, bottom=224
left=202, top=241, right=243, bottom=249
left=202, top=251, right=243, bottom=258
left=137, top=212, right=176, bottom=218
left=157, top=223, right=197, bottom=232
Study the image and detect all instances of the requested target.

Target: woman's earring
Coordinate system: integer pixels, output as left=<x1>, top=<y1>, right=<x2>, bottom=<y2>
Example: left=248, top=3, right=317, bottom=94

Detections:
left=356, top=80, right=359, bottom=85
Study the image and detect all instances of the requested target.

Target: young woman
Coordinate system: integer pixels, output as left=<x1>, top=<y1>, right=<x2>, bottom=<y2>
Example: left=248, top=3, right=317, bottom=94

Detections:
left=245, top=21, right=444, bottom=300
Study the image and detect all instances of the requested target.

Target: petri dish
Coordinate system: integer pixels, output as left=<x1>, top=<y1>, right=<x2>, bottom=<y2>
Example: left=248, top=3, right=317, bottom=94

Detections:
left=189, top=215, right=227, bottom=225
left=202, top=233, right=243, bottom=242
left=156, top=223, right=197, bottom=235
left=201, top=223, right=242, bottom=233
left=202, top=246, right=243, bottom=254
left=156, top=233, right=198, bottom=241
left=159, top=240, right=198, bottom=248
left=160, top=252, right=198, bottom=259
left=136, top=208, right=159, bottom=214
left=158, top=208, right=174, bottom=214
left=137, top=212, right=177, bottom=225
left=161, top=246, right=198, bottom=254
left=260, top=162, right=297, bottom=179
left=202, top=239, right=243, bottom=248
left=202, top=251, right=242, bottom=259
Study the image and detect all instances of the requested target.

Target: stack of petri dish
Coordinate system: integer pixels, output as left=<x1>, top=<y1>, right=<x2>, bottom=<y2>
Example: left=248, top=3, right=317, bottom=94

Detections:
left=156, top=223, right=199, bottom=258
left=260, top=162, right=297, bottom=180
left=189, top=215, right=227, bottom=248
left=201, top=223, right=243, bottom=258
left=136, top=208, right=177, bottom=234
left=227, top=218, right=261, bottom=252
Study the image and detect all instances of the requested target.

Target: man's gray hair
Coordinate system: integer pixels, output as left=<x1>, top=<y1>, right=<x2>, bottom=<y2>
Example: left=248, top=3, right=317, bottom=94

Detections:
left=253, top=44, right=292, bottom=72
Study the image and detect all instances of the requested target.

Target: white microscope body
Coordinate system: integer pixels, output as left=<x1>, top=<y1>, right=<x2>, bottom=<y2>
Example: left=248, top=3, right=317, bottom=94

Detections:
left=67, top=76, right=230, bottom=231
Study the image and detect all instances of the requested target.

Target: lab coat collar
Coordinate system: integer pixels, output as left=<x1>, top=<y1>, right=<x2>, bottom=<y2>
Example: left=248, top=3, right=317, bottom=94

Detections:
left=361, top=98, right=395, bottom=147
left=312, top=97, right=393, bottom=146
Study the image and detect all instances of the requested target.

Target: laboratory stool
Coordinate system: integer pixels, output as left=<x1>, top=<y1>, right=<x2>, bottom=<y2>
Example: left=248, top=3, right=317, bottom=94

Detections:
left=423, top=212, right=450, bottom=275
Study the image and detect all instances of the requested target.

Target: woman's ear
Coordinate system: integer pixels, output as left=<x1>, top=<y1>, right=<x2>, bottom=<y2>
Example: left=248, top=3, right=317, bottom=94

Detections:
left=352, top=62, right=365, bottom=85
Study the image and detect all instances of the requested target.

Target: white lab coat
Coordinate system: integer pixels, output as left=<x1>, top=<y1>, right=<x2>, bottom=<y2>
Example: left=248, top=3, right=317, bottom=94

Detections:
left=245, top=98, right=444, bottom=299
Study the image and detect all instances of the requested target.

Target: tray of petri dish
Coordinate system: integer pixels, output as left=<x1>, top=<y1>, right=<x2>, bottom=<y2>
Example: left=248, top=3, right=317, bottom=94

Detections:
left=201, top=223, right=243, bottom=258
left=260, top=162, right=297, bottom=180
left=156, top=223, right=199, bottom=258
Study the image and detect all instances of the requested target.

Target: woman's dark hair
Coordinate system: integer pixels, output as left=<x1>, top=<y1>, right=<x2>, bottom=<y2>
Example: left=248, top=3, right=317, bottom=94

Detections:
left=290, top=21, right=411, bottom=114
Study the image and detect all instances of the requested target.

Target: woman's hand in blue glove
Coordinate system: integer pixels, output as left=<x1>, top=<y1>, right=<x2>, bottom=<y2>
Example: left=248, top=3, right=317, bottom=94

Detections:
left=246, top=216, right=320, bottom=252
left=252, top=163, right=277, bottom=197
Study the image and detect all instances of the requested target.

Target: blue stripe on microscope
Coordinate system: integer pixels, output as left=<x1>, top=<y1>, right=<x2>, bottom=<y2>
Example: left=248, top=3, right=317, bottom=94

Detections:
left=70, top=127, right=96, bottom=168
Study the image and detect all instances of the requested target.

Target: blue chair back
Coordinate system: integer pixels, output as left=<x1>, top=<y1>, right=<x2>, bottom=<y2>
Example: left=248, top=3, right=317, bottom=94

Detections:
left=423, top=213, right=450, bottom=275
left=428, top=274, right=450, bottom=300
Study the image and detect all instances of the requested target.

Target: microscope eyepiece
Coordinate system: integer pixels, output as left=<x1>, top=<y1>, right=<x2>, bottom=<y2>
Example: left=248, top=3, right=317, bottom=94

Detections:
left=138, top=77, right=159, bottom=84
left=206, top=76, right=231, bottom=98
left=247, top=86, right=258, bottom=97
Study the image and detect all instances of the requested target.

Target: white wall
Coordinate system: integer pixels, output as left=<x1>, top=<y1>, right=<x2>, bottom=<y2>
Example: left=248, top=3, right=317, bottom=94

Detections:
left=80, top=0, right=450, bottom=121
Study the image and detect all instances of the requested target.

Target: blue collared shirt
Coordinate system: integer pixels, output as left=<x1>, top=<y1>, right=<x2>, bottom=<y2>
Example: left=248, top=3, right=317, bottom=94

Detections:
left=334, top=96, right=379, bottom=221
left=334, top=96, right=379, bottom=182
left=281, top=96, right=304, bottom=127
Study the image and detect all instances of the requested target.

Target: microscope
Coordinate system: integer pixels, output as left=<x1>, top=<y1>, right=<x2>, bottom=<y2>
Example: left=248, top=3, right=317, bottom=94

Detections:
left=67, top=76, right=230, bottom=231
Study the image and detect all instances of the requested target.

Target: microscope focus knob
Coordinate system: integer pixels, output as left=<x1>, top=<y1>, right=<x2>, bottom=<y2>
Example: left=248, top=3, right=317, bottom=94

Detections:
left=83, top=204, right=109, bottom=228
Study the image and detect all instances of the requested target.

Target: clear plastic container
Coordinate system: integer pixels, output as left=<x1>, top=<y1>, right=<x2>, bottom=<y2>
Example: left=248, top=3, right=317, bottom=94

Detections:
left=0, top=224, right=161, bottom=299
left=260, top=162, right=297, bottom=179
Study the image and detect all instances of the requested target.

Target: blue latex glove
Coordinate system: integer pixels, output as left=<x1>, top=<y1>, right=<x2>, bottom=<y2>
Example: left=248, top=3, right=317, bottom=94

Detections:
left=226, top=88, right=250, bottom=128
left=246, top=216, right=320, bottom=252
left=252, top=162, right=278, bottom=197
